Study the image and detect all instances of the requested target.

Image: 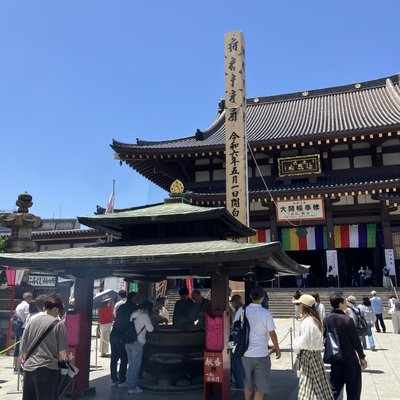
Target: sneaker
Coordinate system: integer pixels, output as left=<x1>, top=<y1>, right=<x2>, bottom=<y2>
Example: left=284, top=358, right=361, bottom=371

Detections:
left=118, top=383, right=129, bottom=388
left=111, top=381, right=118, bottom=388
left=371, top=346, right=377, bottom=351
left=128, top=387, right=143, bottom=394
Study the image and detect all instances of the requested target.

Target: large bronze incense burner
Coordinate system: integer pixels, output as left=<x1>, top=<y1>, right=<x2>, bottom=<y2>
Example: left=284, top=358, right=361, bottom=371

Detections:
left=143, top=326, right=205, bottom=388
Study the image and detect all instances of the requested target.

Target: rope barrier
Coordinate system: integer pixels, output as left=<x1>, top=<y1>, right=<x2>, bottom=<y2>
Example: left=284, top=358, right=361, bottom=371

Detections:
left=278, top=330, right=290, bottom=345
left=0, top=340, right=20, bottom=355
left=99, top=334, right=110, bottom=346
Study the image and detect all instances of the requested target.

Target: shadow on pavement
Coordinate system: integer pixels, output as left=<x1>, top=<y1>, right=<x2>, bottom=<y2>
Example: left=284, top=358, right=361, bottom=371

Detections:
left=81, top=369, right=298, bottom=400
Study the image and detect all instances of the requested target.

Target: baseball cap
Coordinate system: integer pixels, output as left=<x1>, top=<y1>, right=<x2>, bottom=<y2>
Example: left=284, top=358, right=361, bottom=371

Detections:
left=292, top=294, right=316, bottom=307
left=371, top=290, right=377, bottom=295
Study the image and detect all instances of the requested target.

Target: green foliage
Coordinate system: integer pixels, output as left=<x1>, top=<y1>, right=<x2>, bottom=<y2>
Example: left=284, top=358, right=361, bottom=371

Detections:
left=0, top=236, right=7, bottom=253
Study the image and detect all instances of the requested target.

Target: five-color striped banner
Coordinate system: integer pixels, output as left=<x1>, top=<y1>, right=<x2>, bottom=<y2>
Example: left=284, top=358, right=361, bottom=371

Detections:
left=251, top=224, right=376, bottom=251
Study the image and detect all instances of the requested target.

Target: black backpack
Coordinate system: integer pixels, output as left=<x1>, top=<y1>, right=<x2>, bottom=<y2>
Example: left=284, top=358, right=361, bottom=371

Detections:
left=229, top=306, right=250, bottom=358
left=352, top=307, right=369, bottom=336
left=124, top=318, right=145, bottom=344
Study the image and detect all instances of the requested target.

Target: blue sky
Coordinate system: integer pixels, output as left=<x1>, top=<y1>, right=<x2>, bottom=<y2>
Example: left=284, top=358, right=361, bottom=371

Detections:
left=1, top=1, right=399, bottom=220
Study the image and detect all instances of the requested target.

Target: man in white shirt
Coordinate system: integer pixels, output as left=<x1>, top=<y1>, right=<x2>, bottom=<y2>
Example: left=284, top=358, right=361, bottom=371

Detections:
left=235, top=286, right=281, bottom=400
left=13, top=291, right=33, bottom=371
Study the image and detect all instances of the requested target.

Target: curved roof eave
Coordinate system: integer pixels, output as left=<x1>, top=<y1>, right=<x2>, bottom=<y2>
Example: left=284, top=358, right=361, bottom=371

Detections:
left=0, top=239, right=308, bottom=277
left=112, top=74, right=400, bottom=154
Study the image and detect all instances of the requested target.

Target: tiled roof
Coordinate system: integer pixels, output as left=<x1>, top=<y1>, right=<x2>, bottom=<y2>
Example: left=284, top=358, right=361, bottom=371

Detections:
left=112, top=75, right=400, bottom=153
left=188, top=172, right=400, bottom=200
left=0, top=240, right=308, bottom=278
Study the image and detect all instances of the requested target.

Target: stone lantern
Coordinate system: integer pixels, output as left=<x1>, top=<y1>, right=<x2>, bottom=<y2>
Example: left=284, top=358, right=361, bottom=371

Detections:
left=0, top=192, right=42, bottom=252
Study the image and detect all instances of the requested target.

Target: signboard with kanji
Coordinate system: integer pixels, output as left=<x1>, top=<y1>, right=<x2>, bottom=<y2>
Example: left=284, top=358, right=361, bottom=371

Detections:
left=276, top=199, right=325, bottom=222
left=224, top=30, right=248, bottom=226
left=278, top=154, right=321, bottom=177
left=204, top=352, right=224, bottom=383
left=27, top=274, right=57, bottom=287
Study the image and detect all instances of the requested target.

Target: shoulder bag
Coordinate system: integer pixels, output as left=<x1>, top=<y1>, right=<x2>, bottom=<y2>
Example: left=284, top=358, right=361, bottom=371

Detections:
left=323, top=317, right=342, bottom=364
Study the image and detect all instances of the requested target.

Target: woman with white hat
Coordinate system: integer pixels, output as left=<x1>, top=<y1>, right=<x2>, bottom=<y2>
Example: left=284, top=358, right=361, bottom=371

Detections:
left=293, top=294, right=333, bottom=400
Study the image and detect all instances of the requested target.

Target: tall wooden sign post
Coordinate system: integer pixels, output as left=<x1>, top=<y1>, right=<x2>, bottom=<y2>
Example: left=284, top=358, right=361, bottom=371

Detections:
left=224, top=30, right=248, bottom=227
left=204, top=31, right=248, bottom=400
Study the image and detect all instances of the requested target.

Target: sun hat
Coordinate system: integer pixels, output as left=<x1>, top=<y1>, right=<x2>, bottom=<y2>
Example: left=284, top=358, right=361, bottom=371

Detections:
left=346, top=295, right=357, bottom=306
left=292, top=294, right=316, bottom=307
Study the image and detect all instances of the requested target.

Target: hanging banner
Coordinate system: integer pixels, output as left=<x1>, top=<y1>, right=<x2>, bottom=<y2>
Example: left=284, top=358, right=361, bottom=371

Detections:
left=224, top=30, right=248, bottom=227
left=276, top=199, right=325, bottom=222
left=385, top=249, right=396, bottom=275
left=326, top=250, right=339, bottom=277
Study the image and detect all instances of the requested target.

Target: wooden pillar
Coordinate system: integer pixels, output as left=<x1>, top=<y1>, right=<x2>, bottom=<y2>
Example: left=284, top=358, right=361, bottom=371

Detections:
left=325, top=199, right=335, bottom=249
left=206, top=274, right=230, bottom=400
left=381, top=201, right=393, bottom=248
left=268, top=202, right=278, bottom=242
left=71, top=270, right=95, bottom=398
left=211, top=275, right=229, bottom=310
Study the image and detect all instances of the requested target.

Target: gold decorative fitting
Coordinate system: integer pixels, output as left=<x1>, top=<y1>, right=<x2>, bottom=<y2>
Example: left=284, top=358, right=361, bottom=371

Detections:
left=378, top=133, right=383, bottom=138
left=302, top=91, right=309, bottom=96
left=253, top=98, right=260, bottom=103
left=370, top=134, right=374, bottom=139
left=326, top=139, right=330, bottom=144
left=388, top=132, right=392, bottom=137
left=355, top=83, right=361, bottom=89
left=170, top=179, right=184, bottom=194
left=113, top=153, right=120, bottom=160
left=293, top=143, right=297, bottom=148
left=343, top=138, right=347, bottom=142
left=352, top=137, right=356, bottom=141
left=361, top=135, right=365, bottom=140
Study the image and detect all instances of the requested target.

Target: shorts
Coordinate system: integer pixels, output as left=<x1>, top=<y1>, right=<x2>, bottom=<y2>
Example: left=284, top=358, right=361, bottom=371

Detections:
left=242, top=355, right=271, bottom=394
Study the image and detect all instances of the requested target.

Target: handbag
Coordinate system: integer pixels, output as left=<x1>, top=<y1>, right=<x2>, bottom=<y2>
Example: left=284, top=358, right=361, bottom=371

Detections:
left=229, top=306, right=250, bottom=358
left=323, top=327, right=342, bottom=364
left=59, top=361, right=79, bottom=399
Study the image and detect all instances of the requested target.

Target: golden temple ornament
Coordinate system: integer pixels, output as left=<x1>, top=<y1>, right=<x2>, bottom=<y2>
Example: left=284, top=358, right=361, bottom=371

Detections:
left=170, top=179, right=184, bottom=194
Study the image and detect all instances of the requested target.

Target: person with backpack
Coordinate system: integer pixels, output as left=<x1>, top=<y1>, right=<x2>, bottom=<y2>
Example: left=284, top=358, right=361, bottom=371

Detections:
left=110, top=291, right=139, bottom=388
left=124, top=301, right=154, bottom=394
left=345, top=296, right=369, bottom=341
left=357, top=297, right=377, bottom=351
left=233, top=286, right=281, bottom=400
left=388, top=295, right=400, bottom=334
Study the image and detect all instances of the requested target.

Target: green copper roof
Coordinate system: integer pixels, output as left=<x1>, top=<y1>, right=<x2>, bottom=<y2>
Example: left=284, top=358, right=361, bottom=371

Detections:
left=0, top=239, right=308, bottom=280
left=78, top=196, right=255, bottom=238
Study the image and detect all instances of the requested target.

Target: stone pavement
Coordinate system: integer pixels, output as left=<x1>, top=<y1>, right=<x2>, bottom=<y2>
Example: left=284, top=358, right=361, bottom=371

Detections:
left=1, top=318, right=399, bottom=399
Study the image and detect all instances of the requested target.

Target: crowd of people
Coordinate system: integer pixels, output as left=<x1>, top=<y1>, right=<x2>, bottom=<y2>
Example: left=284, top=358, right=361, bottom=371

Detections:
left=11, top=284, right=400, bottom=400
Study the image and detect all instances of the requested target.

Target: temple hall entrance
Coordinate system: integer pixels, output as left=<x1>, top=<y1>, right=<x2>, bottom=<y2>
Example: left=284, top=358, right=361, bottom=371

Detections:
left=337, top=247, right=383, bottom=287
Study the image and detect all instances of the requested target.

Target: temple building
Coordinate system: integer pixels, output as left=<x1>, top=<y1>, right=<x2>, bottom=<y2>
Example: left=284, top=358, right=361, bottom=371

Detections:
left=112, top=74, right=400, bottom=287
